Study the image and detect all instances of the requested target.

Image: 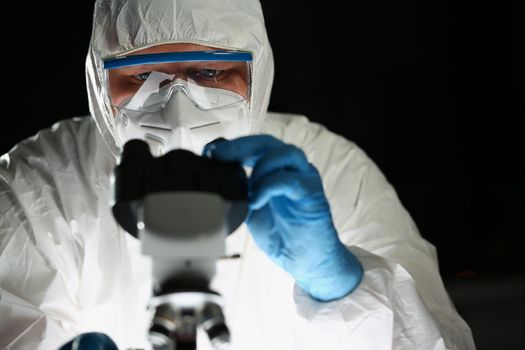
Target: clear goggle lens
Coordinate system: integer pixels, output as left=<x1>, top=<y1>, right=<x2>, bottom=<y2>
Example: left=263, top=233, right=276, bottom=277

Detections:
left=103, top=51, right=252, bottom=112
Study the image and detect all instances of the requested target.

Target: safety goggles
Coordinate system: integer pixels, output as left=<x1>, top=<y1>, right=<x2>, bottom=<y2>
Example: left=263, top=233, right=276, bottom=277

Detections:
left=103, top=50, right=252, bottom=112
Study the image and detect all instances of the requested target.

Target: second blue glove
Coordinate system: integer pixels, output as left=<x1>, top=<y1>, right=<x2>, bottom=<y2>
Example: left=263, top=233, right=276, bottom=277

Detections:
left=59, top=332, right=117, bottom=350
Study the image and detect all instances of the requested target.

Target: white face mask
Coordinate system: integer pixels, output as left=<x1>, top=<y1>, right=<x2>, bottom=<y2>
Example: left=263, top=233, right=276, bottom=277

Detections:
left=114, top=82, right=251, bottom=156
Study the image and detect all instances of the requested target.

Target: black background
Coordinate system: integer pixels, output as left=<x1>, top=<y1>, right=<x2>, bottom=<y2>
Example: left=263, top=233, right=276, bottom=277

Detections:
left=2, top=1, right=523, bottom=348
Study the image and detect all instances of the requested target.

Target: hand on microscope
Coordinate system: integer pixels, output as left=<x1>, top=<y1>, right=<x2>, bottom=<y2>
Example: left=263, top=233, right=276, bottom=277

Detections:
left=203, top=135, right=363, bottom=302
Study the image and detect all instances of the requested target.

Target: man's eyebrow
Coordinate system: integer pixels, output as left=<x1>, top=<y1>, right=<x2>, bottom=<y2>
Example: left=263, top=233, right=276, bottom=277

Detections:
left=119, top=65, right=162, bottom=73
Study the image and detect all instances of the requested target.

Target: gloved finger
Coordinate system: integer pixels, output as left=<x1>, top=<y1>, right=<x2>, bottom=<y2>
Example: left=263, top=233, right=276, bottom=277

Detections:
left=245, top=206, right=283, bottom=258
left=59, top=332, right=118, bottom=350
left=249, top=169, right=324, bottom=210
left=249, top=145, right=311, bottom=186
left=203, top=134, right=285, bottom=167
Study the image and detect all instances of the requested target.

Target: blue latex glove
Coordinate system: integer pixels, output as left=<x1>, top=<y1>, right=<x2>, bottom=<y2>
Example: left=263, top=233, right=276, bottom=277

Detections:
left=204, top=135, right=363, bottom=301
left=59, top=332, right=118, bottom=350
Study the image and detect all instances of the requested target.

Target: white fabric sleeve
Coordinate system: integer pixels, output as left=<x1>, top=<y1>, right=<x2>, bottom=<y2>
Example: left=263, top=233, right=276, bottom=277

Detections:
left=0, top=172, right=75, bottom=349
left=0, top=290, right=74, bottom=349
left=0, top=120, right=158, bottom=350
left=287, top=124, right=475, bottom=350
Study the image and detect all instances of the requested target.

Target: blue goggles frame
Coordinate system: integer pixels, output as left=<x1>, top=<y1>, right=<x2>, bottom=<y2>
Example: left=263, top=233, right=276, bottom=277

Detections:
left=103, top=50, right=253, bottom=70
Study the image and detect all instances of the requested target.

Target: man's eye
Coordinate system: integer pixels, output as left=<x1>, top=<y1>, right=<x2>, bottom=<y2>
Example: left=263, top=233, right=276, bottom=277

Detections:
left=191, top=69, right=222, bottom=79
left=132, top=72, right=151, bottom=81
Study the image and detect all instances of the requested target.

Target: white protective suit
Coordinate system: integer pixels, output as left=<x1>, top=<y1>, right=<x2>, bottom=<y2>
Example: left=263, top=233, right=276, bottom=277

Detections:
left=0, top=0, right=475, bottom=349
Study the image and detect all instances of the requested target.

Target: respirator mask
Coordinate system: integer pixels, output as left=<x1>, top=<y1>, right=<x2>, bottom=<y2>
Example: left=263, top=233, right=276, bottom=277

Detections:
left=103, top=50, right=253, bottom=156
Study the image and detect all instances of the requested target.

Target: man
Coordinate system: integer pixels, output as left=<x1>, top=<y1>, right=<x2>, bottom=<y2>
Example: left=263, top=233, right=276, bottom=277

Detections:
left=0, top=0, right=475, bottom=349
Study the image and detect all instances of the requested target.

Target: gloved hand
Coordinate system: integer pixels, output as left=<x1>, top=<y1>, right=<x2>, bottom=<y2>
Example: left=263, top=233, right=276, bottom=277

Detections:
left=59, top=332, right=118, bottom=350
left=204, top=135, right=363, bottom=301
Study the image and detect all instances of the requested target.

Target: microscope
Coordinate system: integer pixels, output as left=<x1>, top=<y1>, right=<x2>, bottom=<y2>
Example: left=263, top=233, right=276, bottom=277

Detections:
left=111, top=139, right=248, bottom=350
